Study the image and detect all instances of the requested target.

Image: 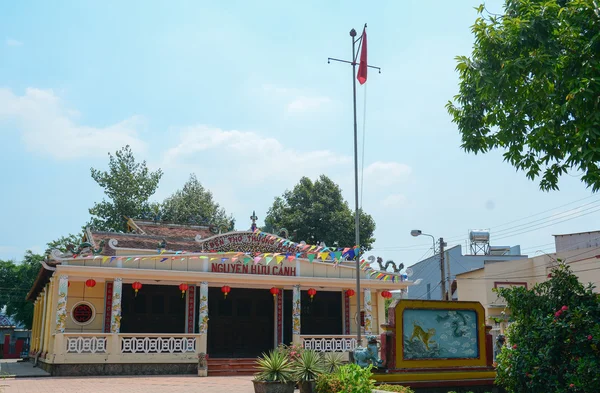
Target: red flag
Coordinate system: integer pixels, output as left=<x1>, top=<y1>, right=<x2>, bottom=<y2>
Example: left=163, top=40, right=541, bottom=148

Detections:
left=357, top=27, right=368, bottom=85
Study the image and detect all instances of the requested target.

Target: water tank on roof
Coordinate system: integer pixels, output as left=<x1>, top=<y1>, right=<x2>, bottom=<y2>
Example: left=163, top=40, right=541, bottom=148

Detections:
left=469, top=230, right=490, bottom=243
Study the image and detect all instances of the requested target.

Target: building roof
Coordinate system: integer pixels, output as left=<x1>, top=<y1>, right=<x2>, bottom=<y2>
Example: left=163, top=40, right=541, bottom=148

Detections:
left=0, top=314, right=16, bottom=329
left=455, top=267, right=485, bottom=277
left=90, top=231, right=206, bottom=256
left=128, top=219, right=215, bottom=239
left=553, top=230, right=600, bottom=237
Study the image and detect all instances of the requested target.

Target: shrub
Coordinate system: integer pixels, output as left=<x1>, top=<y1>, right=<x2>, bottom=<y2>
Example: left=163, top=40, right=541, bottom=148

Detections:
left=316, top=363, right=374, bottom=393
left=495, top=263, right=600, bottom=393
left=293, top=350, right=325, bottom=382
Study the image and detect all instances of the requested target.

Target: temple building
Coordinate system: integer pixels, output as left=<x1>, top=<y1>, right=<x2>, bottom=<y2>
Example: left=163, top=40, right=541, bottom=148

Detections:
left=26, top=215, right=411, bottom=376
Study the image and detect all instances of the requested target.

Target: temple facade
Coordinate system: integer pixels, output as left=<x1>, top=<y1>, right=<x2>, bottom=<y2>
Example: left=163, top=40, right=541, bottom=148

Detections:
left=26, top=218, right=411, bottom=376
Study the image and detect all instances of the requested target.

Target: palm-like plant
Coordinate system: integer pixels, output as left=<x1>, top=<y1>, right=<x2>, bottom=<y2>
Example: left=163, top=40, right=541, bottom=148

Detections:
left=322, top=352, right=344, bottom=373
left=293, top=350, right=325, bottom=382
left=254, top=350, right=294, bottom=383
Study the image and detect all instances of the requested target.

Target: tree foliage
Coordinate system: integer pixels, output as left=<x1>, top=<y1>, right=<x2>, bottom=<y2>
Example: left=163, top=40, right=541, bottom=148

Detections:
left=447, top=0, right=600, bottom=191
left=45, top=233, right=82, bottom=255
left=89, top=145, right=163, bottom=232
left=0, top=251, right=43, bottom=329
left=495, top=263, right=600, bottom=392
left=264, top=175, right=376, bottom=250
left=161, top=174, right=234, bottom=230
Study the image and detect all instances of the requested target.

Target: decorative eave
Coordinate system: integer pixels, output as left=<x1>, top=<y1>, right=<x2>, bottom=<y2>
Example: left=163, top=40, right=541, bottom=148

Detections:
left=54, top=264, right=412, bottom=291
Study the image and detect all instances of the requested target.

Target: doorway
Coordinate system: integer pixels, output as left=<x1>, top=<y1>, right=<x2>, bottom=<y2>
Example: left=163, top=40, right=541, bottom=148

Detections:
left=283, top=290, right=343, bottom=343
left=208, top=287, right=275, bottom=358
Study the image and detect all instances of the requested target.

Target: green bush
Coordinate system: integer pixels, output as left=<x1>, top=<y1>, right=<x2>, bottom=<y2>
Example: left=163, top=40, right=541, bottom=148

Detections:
left=316, top=363, right=374, bottom=393
left=495, top=263, right=600, bottom=392
left=376, top=383, right=415, bottom=392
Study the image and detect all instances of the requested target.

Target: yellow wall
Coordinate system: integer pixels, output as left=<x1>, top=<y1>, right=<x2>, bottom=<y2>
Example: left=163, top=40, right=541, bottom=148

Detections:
left=456, top=246, right=600, bottom=325
left=65, top=280, right=106, bottom=333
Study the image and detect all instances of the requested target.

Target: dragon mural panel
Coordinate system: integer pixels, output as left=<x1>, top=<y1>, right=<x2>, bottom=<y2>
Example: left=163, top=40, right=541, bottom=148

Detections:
left=402, top=309, right=478, bottom=360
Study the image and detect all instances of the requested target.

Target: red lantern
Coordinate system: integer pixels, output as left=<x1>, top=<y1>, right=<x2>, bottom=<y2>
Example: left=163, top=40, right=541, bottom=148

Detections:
left=346, top=289, right=355, bottom=297
left=132, top=281, right=143, bottom=297
left=381, top=290, right=392, bottom=299
left=270, top=287, right=280, bottom=298
left=85, top=279, right=96, bottom=288
left=307, top=288, right=317, bottom=301
left=179, top=283, right=189, bottom=298
left=68, top=281, right=71, bottom=287
left=221, top=285, right=231, bottom=298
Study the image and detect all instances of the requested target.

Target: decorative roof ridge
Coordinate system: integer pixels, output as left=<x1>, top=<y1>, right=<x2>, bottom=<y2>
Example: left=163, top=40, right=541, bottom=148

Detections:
left=90, top=231, right=198, bottom=241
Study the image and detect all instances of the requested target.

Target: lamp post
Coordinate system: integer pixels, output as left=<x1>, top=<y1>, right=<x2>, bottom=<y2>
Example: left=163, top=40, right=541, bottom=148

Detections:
left=411, top=230, right=446, bottom=300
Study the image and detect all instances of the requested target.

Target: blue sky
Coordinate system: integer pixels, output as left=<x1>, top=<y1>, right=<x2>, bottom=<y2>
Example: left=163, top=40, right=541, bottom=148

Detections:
left=1, top=0, right=598, bottom=267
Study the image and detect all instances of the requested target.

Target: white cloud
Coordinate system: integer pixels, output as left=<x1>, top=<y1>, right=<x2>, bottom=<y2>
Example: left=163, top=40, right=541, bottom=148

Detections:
left=162, top=125, right=350, bottom=182
left=381, top=194, right=408, bottom=208
left=5, top=38, right=23, bottom=46
left=261, top=84, right=333, bottom=114
left=363, top=161, right=412, bottom=186
left=0, top=88, right=146, bottom=159
left=287, top=96, right=332, bottom=113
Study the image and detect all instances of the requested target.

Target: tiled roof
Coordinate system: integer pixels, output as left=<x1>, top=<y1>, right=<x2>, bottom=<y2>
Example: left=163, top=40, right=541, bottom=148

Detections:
left=131, top=220, right=214, bottom=239
left=90, top=232, right=206, bottom=256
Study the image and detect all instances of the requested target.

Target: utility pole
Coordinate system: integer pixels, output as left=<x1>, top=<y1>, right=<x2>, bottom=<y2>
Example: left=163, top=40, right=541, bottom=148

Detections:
left=445, top=245, right=452, bottom=300
left=328, top=25, right=381, bottom=345
left=439, top=237, right=446, bottom=300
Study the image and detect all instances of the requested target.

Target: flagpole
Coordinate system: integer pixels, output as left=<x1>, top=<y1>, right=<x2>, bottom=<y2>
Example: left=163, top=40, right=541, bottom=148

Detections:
left=350, top=27, right=362, bottom=346
left=328, top=24, right=380, bottom=348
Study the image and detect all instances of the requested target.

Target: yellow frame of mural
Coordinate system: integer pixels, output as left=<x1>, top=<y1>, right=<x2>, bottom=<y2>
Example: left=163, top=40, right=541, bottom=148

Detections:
left=395, top=300, right=488, bottom=369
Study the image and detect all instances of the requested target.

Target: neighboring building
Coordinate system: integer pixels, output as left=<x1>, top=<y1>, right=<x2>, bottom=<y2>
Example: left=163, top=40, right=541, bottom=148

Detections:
left=407, top=243, right=527, bottom=301
left=554, top=230, right=600, bottom=252
left=27, top=217, right=411, bottom=376
left=456, top=242, right=600, bottom=357
left=0, top=314, right=30, bottom=359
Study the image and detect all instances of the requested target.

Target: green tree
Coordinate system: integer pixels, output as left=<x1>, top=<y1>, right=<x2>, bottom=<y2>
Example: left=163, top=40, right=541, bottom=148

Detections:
left=264, top=175, right=376, bottom=250
left=0, top=251, right=43, bottom=329
left=447, top=1, right=600, bottom=191
left=161, top=174, right=235, bottom=231
left=44, top=233, right=82, bottom=254
left=89, top=145, right=163, bottom=232
left=495, top=263, right=600, bottom=392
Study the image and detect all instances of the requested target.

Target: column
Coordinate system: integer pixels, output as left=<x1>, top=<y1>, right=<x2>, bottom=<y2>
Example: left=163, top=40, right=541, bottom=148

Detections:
left=31, top=300, right=39, bottom=353
left=55, top=275, right=69, bottom=333
left=42, top=280, right=54, bottom=354
left=198, top=281, right=208, bottom=377
left=198, top=282, right=208, bottom=335
left=276, top=288, right=283, bottom=346
left=292, top=285, right=301, bottom=343
left=343, top=290, right=351, bottom=335
left=363, top=289, right=372, bottom=335
left=110, top=278, right=123, bottom=333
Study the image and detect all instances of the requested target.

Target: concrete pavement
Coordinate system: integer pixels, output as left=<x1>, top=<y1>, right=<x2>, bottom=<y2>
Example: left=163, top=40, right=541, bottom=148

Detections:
left=1, top=375, right=263, bottom=393
left=0, top=360, right=49, bottom=378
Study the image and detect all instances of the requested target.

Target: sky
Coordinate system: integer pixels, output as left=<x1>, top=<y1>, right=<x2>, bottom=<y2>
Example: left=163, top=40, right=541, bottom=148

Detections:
left=1, top=0, right=598, bottom=269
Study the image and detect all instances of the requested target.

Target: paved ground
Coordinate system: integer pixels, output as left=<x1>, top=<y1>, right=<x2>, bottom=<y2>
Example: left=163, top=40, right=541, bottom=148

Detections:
left=0, top=375, right=265, bottom=393
left=0, top=360, right=49, bottom=378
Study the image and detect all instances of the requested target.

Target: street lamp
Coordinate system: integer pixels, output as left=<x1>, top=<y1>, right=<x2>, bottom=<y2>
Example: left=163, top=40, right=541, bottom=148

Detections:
left=410, top=230, right=436, bottom=253
left=411, top=229, right=446, bottom=300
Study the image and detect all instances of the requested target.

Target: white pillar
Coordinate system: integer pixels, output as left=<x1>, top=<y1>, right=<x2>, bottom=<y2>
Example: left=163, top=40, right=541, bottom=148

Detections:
left=55, top=275, right=69, bottom=333
left=198, top=281, right=208, bottom=334
left=110, top=278, right=123, bottom=333
left=292, top=285, right=301, bottom=343
left=363, top=289, right=372, bottom=335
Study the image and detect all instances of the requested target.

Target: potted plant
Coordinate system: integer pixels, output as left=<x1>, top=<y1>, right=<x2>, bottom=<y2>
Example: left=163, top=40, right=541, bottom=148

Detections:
left=293, top=350, right=325, bottom=393
left=253, top=350, right=295, bottom=393
left=322, top=351, right=344, bottom=373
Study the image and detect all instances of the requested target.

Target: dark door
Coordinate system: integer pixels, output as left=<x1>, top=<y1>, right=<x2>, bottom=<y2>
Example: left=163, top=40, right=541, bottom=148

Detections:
left=301, top=290, right=343, bottom=335
left=283, top=290, right=343, bottom=338
left=208, top=288, right=274, bottom=358
left=120, top=284, right=186, bottom=333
